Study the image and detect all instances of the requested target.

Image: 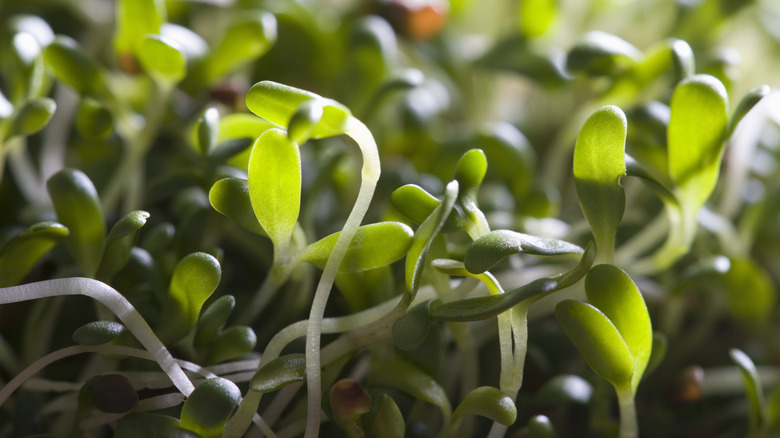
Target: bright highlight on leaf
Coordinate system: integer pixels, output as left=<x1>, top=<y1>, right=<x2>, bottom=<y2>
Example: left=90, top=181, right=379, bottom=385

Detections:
left=181, top=378, right=241, bottom=438
left=248, top=128, right=301, bottom=262
left=453, top=386, right=517, bottom=425
left=573, top=105, right=627, bottom=263
left=464, top=229, right=584, bottom=274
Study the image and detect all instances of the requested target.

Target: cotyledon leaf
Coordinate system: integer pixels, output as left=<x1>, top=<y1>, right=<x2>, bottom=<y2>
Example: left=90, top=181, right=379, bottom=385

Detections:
left=585, top=264, right=652, bottom=392
left=390, top=184, right=461, bottom=232
left=295, top=221, right=414, bottom=272
left=555, top=300, right=635, bottom=390
left=464, top=229, right=583, bottom=274
left=180, top=378, right=241, bottom=438
left=208, top=177, right=266, bottom=236
left=452, top=386, right=517, bottom=426
left=250, top=353, right=306, bottom=393
left=96, top=210, right=150, bottom=282
left=0, top=222, right=68, bottom=287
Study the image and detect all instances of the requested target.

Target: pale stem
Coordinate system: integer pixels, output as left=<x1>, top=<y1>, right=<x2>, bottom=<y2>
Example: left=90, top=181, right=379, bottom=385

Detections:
left=304, top=118, right=380, bottom=438
left=617, top=388, right=638, bottom=438
left=0, top=278, right=194, bottom=396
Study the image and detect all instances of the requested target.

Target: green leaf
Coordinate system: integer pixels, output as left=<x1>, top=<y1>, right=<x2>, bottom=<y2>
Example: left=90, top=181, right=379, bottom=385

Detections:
left=534, top=374, right=594, bottom=406
left=76, top=98, right=114, bottom=140
left=624, top=154, right=676, bottom=205
left=12, top=97, right=56, bottom=136
left=208, top=177, right=265, bottom=236
left=205, top=326, right=257, bottom=364
left=573, top=105, right=627, bottom=261
left=180, top=378, right=241, bottom=438
left=670, top=38, right=695, bottom=82
left=406, top=181, right=459, bottom=299
left=248, top=128, right=301, bottom=260
left=431, top=278, right=558, bottom=322
left=0, top=89, right=13, bottom=119
left=96, top=210, right=150, bottom=282
left=114, top=0, right=166, bottom=56
left=43, top=36, right=107, bottom=97
left=81, top=374, right=138, bottom=414
left=464, top=230, right=583, bottom=274
left=115, top=413, right=200, bottom=438
left=585, top=264, right=652, bottom=391
left=137, top=34, right=187, bottom=83
left=720, top=258, right=776, bottom=325
left=246, top=81, right=352, bottom=139
left=728, top=84, right=771, bottom=136
left=196, top=107, right=219, bottom=156
left=730, top=348, right=765, bottom=432
left=369, top=394, right=405, bottom=438
left=194, top=295, right=235, bottom=349
left=392, top=299, right=434, bottom=351
left=527, top=415, right=557, bottom=438
left=668, top=74, right=729, bottom=211
left=452, top=386, right=517, bottom=426
left=159, top=252, right=221, bottom=342
left=369, top=356, right=452, bottom=423
left=555, top=300, right=635, bottom=390
left=250, top=353, right=306, bottom=393
left=47, top=168, right=105, bottom=277
left=390, top=184, right=461, bottom=232
left=645, top=332, right=668, bottom=377
left=0, top=222, right=68, bottom=287
left=199, top=12, right=277, bottom=84
left=296, top=222, right=413, bottom=272
left=519, top=0, right=557, bottom=38
left=72, top=321, right=126, bottom=345
left=566, top=31, right=641, bottom=76
left=454, top=149, right=487, bottom=197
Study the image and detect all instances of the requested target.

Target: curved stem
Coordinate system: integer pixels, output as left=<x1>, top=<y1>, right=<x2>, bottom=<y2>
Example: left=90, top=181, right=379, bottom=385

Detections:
left=0, top=278, right=194, bottom=396
left=304, top=118, right=380, bottom=438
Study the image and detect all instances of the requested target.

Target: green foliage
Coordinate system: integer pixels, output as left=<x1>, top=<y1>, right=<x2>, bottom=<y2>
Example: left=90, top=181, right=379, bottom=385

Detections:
left=452, top=386, right=517, bottom=425
left=181, top=378, right=241, bottom=438
left=250, top=354, right=306, bottom=393
left=0, top=222, right=68, bottom=287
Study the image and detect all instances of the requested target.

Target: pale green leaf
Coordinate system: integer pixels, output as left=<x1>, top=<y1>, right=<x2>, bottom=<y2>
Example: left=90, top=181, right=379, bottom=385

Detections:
left=520, top=0, right=557, bottom=38
left=209, top=177, right=266, bottom=236
left=585, top=264, right=652, bottom=391
left=137, top=35, right=187, bottom=83
left=390, top=184, right=461, bottom=232
left=200, top=12, right=277, bottom=84
left=43, top=36, right=107, bottom=96
left=452, top=386, right=517, bottom=426
left=248, top=128, right=301, bottom=259
left=114, top=0, right=166, bottom=55
left=370, top=394, right=405, bottom=438
left=555, top=300, right=634, bottom=390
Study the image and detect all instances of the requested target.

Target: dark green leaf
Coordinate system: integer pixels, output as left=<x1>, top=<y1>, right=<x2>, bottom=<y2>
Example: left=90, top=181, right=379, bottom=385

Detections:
left=205, top=326, right=257, bottom=364
left=464, top=230, right=583, bottom=274
left=452, top=386, right=517, bottom=426
left=0, top=222, right=68, bottom=287
left=670, top=38, right=695, bottom=82
left=159, top=252, right=221, bottom=342
left=43, top=36, right=107, bottom=96
left=728, top=84, right=771, bottom=136
left=720, top=258, right=776, bottom=325
left=47, top=168, right=105, bottom=277
left=12, top=97, right=56, bottom=136
left=196, top=107, right=219, bottom=156
left=248, top=128, right=301, bottom=259
left=72, top=321, right=126, bottom=345
left=114, top=0, right=166, bottom=56
left=194, top=295, right=235, bottom=349
left=730, top=349, right=765, bottom=431
left=250, top=353, right=306, bottom=393
left=76, top=98, right=114, bottom=140
left=528, top=415, right=557, bottom=438
left=368, top=356, right=451, bottom=422
left=392, top=299, right=434, bottom=351
left=534, top=374, right=594, bottom=406
left=430, top=278, right=558, bottom=322
left=84, top=374, right=138, bottom=414
left=555, top=300, right=634, bottom=390
left=287, top=99, right=324, bottom=144
left=645, top=332, right=668, bottom=377
left=369, top=394, right=405, bottom=438
left=115, top=413, right=200, bottom=438
left=180, top=378, right=241, bottom=438
left=566, top=31, right=640, bottom=76
left=296, top=222, right=413, bottom=272
left=96, top=210, right=149, bottom=282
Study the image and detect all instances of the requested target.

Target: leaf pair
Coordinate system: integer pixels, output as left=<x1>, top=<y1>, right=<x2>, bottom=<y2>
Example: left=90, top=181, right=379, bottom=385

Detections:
left=555, top=264, right=652, bottom=393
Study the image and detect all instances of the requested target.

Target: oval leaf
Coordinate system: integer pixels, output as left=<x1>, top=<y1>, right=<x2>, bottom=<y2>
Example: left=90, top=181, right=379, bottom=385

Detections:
left=297, top=222, right=413, bottom=272
left=43, top=36, right=107, bottom=96
left=205, top=325, right=257, bottom=365
left=392, top=299, right=434, bottom=351
left=534, top=374, right=594, bottom=406
left=159, top=252, right=221, bottom=342
left=137, top=34, right=187, bottom=83
left=390, top=184, right=461, bottom=232
left=114, top=0, right=165, bottom=56
left=585, top=264, right=652, bottom=391
left=454, top=148, right=487, bottom=196
left=566, top=31, right=641, bottom=76
left=573, top=105, right=627, bottom=260
left=250, top=353, right=306, bottom=393
left=196, top=107, right=219, bottom=156
left=368, top=356, right=451, bottom=423
left=431, top=278, right=558, bottom=322
left=76, top=98, right=114, bottom=140
left=72, top=320, right=127, bottom=345
left=370, top=394, right=405, bottom=438
left=96, top=210, right=150, bottom=281
left=464, top=229, right=583, bottom=274
left=209, top=177, right=266, bottom=236
left=180, top=377, right=241, bottom=438
left=452, top=386, right=517, bottom=426
left=200, top=12, right=277, bottom=84
left=194, top=295, right=236, bottom=349
left=47, top=168, right=105, bottom=277
left=12, top=97, right=56, bottom=136
left=248, top=128, right=301, bottom=259
left=246, top=81, right=351, bottom=139
left=0, top=222, right=68, bottom=287
left=554, top=300, right=634, bottom=390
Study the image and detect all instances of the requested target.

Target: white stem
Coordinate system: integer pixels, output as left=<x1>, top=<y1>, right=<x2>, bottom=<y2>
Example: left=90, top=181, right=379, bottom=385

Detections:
left=0, top=278, right=194, bottom=396
left=304, top=118, right=380, bottom=438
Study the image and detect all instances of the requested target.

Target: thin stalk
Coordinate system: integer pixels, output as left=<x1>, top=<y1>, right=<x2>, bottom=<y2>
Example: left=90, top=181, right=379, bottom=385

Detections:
left=304, top=118, right=380, bottom=438
left=616, top=388, right=638, bottom=438
left=0, top=278, right=194, bottom=396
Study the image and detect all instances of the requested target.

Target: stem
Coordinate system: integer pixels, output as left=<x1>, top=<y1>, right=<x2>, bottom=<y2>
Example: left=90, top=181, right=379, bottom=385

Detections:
left=616, top=388, right=638, bottom=438
left=0, top=278, right=194, bottom=396
left=304, top=118, right=380, bottom=438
